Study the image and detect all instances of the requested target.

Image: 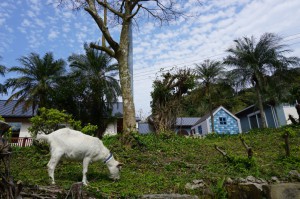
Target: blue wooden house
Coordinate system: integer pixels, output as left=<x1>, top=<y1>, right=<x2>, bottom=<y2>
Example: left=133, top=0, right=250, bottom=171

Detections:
left=235, top=104, right=298, bottom=132
left=191, top=106, right=241, bottom=135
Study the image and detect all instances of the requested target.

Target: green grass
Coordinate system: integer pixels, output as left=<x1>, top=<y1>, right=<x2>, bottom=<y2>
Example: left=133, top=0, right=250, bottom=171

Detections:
left=10, top=125, right=300, bottom=198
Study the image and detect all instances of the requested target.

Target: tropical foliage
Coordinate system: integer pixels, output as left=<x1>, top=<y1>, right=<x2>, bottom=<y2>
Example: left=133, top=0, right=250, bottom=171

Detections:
left=67, top=44, right=121, bottom=136
left=5, top=52, right=66, bottom=112
left=0, top=56, right=7, bottom=94
left=194, top=59, right=224, bottom=132
left=223, top=33, right=300, bottom=128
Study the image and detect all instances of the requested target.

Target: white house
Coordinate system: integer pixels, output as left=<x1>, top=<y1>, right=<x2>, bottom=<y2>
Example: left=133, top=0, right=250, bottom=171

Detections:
left=0, top=100, right=139, bottom=139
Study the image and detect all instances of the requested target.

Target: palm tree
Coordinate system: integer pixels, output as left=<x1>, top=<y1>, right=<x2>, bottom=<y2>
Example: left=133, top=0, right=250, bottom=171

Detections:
left=195, top=59, right=224, bottom=133
left=68, top=44, right=121, bottom=136
left=0, top=56, right=7, bottom=94
left=5, top=52, right=66, bottom=113
left=224, top=33, right=300, bottom=128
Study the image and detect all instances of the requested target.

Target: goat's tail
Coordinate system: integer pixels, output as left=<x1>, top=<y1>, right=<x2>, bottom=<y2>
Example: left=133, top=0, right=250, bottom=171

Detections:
left=36, top=133, right=49, bottom=142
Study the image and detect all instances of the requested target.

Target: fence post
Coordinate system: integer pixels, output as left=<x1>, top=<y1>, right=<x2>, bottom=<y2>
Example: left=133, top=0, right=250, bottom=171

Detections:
left=22, top=138, right=27, bottom=147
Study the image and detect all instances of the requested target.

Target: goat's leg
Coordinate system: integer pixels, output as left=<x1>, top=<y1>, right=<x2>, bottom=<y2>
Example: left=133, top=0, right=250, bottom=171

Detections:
left=47, top=154, right=62, bottom=184
left=82, top=157, right=91, bottom=185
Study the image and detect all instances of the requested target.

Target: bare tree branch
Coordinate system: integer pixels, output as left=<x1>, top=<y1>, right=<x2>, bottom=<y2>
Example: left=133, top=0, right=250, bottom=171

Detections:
left=96, top=0, right=124, bottom=18
left=84, top=0, right=119, bottom=51
left=128, top=4, right=142, bottom=19
left=90, top=43, right=115, bottom=57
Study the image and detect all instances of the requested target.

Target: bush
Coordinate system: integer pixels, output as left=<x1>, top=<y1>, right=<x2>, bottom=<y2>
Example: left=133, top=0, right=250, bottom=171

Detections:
left=28, top=107, right=98, bottom=137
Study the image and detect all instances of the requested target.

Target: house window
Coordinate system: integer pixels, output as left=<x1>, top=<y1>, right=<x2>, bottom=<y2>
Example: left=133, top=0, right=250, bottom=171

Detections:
left=197, top=126, right=202, bottom=134
left=8, top=122, right=22, bottom=137
left=219, top=117, right=227, bottom=125
left=248, top=113, right=263, bottom=129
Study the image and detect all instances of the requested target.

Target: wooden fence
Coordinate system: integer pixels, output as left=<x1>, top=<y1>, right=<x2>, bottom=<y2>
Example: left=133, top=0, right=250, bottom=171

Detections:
left=9, top=137, right=33, bottom=147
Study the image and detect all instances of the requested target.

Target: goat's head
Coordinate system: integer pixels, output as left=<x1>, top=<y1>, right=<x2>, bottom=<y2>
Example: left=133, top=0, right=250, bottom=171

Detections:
left=104, top=153, right=123, bottom=180
left=108, top=161, right=123, bottom=180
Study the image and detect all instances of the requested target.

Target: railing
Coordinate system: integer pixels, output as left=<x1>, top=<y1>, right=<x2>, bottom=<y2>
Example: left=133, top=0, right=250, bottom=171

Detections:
left=9, top=137, right=33, bottom=147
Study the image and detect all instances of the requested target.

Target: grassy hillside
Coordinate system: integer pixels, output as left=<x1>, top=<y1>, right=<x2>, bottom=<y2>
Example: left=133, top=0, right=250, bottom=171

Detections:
left=10, top=125, right=300, bottom=198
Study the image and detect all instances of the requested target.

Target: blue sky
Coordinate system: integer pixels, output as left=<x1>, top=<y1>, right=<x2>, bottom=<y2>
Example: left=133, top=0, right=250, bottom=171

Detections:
left=1, top=0, right=300, bottom=118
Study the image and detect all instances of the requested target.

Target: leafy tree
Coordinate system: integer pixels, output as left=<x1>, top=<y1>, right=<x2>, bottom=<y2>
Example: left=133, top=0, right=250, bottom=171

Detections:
left=194, top=59, right=224, bottom=132
left=58, top=0, right=188, bottom=143
left=0, top=56, right=7, bottom=94
left=224, top=33, right=300, bottom=128
left=5, top=52, right=66, bottom=113
left=150, top=68, right=195, bottom=132
left=68, top=44, right=121, bottom=137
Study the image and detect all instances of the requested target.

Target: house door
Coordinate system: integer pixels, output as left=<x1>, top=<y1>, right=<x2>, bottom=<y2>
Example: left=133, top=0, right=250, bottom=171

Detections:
left=117, top=119, right=123, bottom=133
left=249, top=113, right=263, bottom=129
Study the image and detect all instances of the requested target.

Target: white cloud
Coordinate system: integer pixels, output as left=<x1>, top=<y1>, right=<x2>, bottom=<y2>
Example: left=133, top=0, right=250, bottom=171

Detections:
left=48, top=30, right=59, bottom=40
left=1, top=0, right=300, bottom=114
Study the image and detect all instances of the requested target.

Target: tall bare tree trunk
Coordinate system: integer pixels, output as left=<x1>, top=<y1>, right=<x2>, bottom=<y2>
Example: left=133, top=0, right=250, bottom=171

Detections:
left=207, top=84, right=214, bottom=133
left=255, top=85, right=267, bottom=128
left=117, top=21, right=136, bottom=134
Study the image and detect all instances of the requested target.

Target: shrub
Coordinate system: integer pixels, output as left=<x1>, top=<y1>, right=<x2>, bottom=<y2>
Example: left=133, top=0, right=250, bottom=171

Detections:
left=28, top=107, right=98, bottom=137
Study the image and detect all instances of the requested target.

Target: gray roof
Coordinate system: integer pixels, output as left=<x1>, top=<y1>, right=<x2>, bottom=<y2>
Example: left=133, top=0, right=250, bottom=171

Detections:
left=0, top=100, right=36, bottom=117
left=235, top=105, right=255, bottom=115
left=111, top=102, right=140, bottom=121
left=138, top=122, right=154, bottom=134
left=0, top=100, right=140, bottom=120
left=176, top=117, right=201, bottom=126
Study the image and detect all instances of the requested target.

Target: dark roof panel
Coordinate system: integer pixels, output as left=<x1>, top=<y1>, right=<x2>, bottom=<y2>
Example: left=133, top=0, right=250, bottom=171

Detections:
left=176, top=117, right=201, bottom=126
left=138, top=122, right=154, bottom=134
left=0, top=100, right=36, bottom=117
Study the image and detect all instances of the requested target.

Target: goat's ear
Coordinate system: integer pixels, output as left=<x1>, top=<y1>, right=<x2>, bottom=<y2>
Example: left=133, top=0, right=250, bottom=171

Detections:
left=117, top=163, right=124, bottom=169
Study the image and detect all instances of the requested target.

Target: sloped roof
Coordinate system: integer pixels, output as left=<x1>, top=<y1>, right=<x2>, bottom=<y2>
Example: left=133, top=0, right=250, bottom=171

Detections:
left=193, top=106, right=238, bottom=126
left=176, top=117, right=201, bottom=126
left=0, top=100, right=36, bottom=117
left=193, top=107, right=220, bottom=126
left=0, top=100, right=141, bottom=121
left=235, top=105, right=255, bottom=115
left=110, top=102, right=140, bottom=121
left=138, top=122, right=154, bottom=134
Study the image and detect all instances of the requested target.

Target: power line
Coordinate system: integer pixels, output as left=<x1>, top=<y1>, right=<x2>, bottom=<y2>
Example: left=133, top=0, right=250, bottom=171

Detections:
left=133, top=38, right=300, bottom=82
left=133, top=32, right=300, bottom=79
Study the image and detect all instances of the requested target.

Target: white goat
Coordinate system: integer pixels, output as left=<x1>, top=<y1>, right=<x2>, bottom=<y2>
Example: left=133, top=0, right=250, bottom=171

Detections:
left=36, top=128, right=122, bottom=185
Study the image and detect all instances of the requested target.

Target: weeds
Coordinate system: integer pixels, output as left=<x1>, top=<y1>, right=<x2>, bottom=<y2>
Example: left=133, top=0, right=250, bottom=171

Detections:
left=8, top=125, right=300, bottom=198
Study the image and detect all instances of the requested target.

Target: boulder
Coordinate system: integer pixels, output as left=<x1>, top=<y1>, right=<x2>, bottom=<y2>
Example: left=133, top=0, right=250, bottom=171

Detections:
left=289, top=170, right=300, bottom=181
left=263, top=183, right=300, bottom=199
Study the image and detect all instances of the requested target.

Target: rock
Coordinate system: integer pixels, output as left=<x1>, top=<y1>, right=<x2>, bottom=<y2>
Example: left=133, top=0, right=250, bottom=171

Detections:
left=246, top=176, right=256, bottom=182
left=237, top=178, right=246, bottom=183
left=185, top=182, right=205, bottom=190
left=289, top=170, right=300, bottom=180
left=256, top=178, right=267, bottom=184
left=226, top=183, right=264, bottom=199
left=226, top=177, right=234, bottom=184
left=263, top=183, right=300, bottom=199
left=192, top=179, right=204, bottom=184
left=142, top=194, right=199, bottom=199
left=185, top=179, right=206, bottom=190
left=271, top=176, right=280, bottom=183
